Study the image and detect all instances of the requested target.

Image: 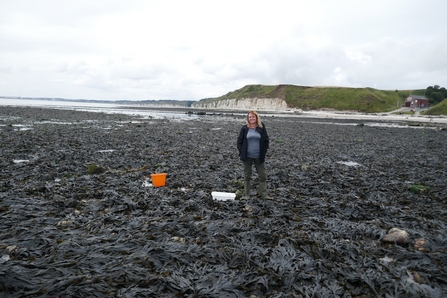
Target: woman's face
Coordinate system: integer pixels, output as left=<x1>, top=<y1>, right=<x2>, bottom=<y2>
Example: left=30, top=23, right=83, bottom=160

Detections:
left=248, top=113, right=257, bottom=125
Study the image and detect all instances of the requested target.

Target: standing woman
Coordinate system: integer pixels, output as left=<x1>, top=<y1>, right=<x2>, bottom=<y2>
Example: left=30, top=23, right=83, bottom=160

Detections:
left=237, top=111, right=270, bottom=199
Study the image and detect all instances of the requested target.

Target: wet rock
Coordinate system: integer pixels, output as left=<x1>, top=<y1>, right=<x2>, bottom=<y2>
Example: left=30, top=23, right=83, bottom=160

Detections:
left=381, top=228, right=410, bottom=245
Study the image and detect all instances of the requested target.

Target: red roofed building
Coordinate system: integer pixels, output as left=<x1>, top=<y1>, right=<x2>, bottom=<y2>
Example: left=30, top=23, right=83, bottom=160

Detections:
left=404, top=95, right=429, bottom=108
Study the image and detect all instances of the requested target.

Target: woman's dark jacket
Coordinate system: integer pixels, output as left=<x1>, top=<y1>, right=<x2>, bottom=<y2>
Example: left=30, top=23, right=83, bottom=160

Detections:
left=237, top=122, right=270, bottom=163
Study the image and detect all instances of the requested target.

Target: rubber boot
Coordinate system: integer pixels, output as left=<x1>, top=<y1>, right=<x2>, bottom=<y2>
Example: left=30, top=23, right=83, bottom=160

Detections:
left=244, top=181, right=251, bottom=199
left=259, top=182, right=269, bottom=199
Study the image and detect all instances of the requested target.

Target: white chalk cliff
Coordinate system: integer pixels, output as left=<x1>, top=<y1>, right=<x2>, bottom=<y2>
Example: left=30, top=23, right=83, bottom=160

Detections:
left=191, top=98, right=289, bottom=111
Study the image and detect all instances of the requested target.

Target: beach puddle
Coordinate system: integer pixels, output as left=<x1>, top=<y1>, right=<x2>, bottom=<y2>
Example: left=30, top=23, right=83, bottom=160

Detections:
left=379, top=256, right=394, bottom=263
left=97, top=149, right=116, bottom=153
left=336, top=161, right=361, bottom=167
left=13, top=159, right=30, bottom=163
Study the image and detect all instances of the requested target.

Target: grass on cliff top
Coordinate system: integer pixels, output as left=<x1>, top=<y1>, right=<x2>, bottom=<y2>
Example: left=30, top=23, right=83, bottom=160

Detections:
left=199, top=84, right=423, bottom=113
left=423, top=99, right=447, bottom=115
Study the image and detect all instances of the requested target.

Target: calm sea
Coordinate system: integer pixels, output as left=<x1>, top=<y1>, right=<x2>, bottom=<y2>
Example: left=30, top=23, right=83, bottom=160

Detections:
left=0, top=98, right=198, bottom=120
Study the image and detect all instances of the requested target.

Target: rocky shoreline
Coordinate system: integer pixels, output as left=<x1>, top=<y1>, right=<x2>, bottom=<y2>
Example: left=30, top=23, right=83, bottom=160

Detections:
left=1, top=106, right=446, bottom=297
left=123, top=104, right=447, bottom=126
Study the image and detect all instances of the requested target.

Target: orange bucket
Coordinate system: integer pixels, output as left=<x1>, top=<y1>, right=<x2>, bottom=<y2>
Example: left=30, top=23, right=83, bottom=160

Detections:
left=151, top=173, right=167, bottom=187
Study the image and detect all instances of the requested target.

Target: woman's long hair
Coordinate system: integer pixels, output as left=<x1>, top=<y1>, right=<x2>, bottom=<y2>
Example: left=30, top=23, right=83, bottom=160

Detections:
left=246, top=111, right=263, bottom=128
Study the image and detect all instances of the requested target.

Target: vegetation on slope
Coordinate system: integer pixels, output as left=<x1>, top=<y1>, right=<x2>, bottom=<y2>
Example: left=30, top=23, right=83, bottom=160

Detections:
left=199, top=84, right=423, bottom=113
left=424, top=98, right=447, bottom=115
left=424, top=85, right=447, bottom=106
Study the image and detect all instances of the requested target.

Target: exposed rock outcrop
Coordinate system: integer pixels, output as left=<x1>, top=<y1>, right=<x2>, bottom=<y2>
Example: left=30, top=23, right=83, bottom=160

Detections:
left=134, top=103, right=191, bottom=108
left=381, top=228, right=411, bottom=246
left=192, top=98, right=288, bottom=111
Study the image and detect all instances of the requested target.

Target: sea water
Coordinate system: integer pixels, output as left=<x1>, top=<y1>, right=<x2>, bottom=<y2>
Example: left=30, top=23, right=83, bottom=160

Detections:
left=0, top=98, right=198, bottom=120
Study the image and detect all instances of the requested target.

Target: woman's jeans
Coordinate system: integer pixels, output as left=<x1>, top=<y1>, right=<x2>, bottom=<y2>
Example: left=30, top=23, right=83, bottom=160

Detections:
left=243, top=158, right=268, bottom=199
left=243, top=157, right=267, bottom=182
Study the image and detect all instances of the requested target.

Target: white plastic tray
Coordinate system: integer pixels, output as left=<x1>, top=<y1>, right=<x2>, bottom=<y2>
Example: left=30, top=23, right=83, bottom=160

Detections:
left=211, top=191, right=236, bottom=201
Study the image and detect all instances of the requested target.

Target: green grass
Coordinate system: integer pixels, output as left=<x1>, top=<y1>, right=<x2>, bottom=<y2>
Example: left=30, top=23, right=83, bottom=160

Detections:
left=232, top=179, right=244, bottom=189
left=423, top=99, right=447, bottom=115
left=409, top=184, right=430, bottom=194
left=87, top=163, right=104, bottom=174
left=195, top=84, right=427, bottom=113
left=155, top=162, right=169, bottom=169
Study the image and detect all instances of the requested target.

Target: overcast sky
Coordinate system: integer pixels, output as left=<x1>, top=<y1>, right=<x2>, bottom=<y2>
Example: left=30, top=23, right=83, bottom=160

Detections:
left=1, top=0, right=446, bottom=100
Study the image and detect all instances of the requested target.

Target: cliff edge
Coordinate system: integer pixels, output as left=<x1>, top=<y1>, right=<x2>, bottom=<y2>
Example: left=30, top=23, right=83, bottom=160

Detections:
left=192, top=97, right=288, bottom=111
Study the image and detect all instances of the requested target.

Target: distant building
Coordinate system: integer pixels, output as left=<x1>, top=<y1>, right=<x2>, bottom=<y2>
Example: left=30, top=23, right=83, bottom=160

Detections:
left=404, top=95, right=429, bottom=108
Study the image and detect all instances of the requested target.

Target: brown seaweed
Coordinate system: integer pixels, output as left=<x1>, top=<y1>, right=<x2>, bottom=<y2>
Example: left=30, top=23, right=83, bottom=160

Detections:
left=1, top=106, right=446, bottom=297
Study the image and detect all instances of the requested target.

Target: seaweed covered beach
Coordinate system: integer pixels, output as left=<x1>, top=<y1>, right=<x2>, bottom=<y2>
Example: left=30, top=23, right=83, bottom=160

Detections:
left=1, top=106, right=447, bottom=297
